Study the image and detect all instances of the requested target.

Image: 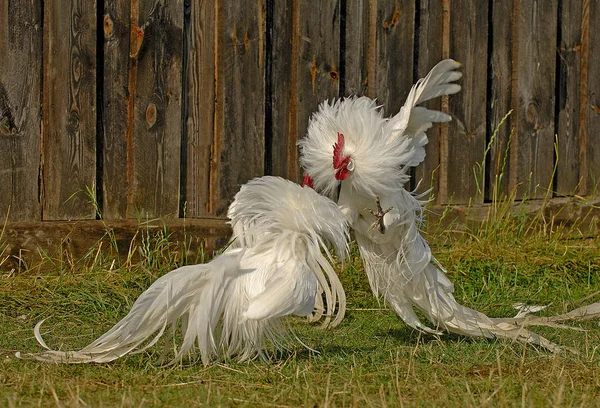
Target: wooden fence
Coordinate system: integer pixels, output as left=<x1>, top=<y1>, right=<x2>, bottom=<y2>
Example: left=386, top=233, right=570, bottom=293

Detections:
left=1, top=0, right=599, bottom=260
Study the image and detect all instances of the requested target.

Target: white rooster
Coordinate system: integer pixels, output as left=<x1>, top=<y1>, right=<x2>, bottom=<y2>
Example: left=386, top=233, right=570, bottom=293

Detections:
left=299, top=59, right=600, bottom=351
left=18, top=176, right=348, bottom=365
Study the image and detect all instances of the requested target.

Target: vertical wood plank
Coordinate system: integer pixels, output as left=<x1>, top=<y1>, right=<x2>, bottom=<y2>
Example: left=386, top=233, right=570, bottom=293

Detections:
left=130, top=0, right=183, bottom=218
left=344, top=0, right=369, bottom=97
left=102, top=0, right=131, bottom=219
left=446, top=0, right=488, bottom=204
left=185, top=0, right=216, bottom=217
left=512, top=0, right=558, bottom=199
left=343, top=0, right=415, bottom=116
left=375, top=0, right=415, bottom=115
left=269, top=0, right=294, bottom=178
left=294, top=1, right=341, bottom=182
left=42, top=0, right=97, bottom=220
left=413, top=0, right=444, bottom=198
left=271, top=1, right=340, bottom=183
left=585, top=0, right=600, bottom=193
left=0, top=0, right=42, bottom=221
left=344, top=0, right=415, bottom=188
left=211, top=0, right=266, bottom=216
left=556, top=1, right=583, bottom=196
left=487, top=0, right=515, bottom=200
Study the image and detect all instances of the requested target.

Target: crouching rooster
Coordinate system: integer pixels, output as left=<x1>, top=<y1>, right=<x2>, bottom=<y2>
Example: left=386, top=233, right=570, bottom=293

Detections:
left=18, top=176, right=348, bottom=365
left=299, top=59, right=600, bottom=352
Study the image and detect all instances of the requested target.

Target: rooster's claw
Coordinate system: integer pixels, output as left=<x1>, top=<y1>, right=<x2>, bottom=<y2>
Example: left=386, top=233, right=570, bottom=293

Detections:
left=364, top=196, right=393, bottom=234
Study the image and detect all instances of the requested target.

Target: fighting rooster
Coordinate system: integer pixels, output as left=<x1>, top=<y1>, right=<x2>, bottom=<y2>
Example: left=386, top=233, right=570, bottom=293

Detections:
left=299, top=59, right=600, bottom=351
left=18, top=176, right=348, bottom=365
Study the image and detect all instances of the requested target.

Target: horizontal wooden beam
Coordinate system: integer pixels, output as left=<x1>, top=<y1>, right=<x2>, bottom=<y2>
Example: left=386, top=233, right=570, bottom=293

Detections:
left=1, top=218, right=231, bottom=270
left=1, top=196, right=598, bottom=271
left=426, top=196, right=600, bottom=234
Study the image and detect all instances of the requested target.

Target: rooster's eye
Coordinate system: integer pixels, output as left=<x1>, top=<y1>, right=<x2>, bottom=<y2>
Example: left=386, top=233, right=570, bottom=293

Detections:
left=347, top=159, right=355, bottom=172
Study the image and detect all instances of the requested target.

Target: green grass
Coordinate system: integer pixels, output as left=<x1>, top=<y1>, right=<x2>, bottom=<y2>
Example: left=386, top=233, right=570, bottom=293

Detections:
left=2, top=206, right=600, bottom=407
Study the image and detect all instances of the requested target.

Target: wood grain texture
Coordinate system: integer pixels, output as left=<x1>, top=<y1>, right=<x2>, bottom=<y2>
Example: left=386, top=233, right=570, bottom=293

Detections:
left=293, top=1, right=341, bottom=183
left=487, top=0, right=515, bottom=200
left=344, top=0, right=369, bottom=97
left=345, top=0, right=415, bottom=112
left=413, top=0, right=444, bottom=198
left=211, top=0, right=266, bottom=216
left=513, top=0, right=558, bottom=199
left=446, top=0, right=488, bottom=204
left=344, top=0, right=415, bottom=188
left=130, top=0, right=183, bottom=218
left=271, top=1, right=340, bottom=183
left=269, top=0, right=294, bottom=178
left=102, top=0, right=131, bottom=219
left=556, top=1, right=583, bottom=196
left=425, top=196, right=600, bottom=237
left=184, top=0, right=216, bottom=217
left=42, top=0, right=97, bottom=220
left=375, top=0, right=415, bottom=115
left=0, top=0, right=42, bottom=221
left=585, top=0, right=600, bottom=194
left=1, top=218, right=231, bottom=271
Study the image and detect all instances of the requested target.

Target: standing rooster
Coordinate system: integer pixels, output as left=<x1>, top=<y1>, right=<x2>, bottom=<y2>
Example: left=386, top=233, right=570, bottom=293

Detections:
left=299, top=59, right=600, bottom=351
left=19, top=176, right=348, bottom=365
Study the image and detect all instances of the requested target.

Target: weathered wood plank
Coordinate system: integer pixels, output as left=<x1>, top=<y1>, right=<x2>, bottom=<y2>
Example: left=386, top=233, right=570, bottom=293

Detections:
left=413, top=0, right=444, bottom=198
left=344, top=0, right=370, bottom=97
left=556, top=1, right=583, bottom=196
left=129, top=0, right=183, bottom=219
left=268, top=0, right=294, bottom=178
left=4, top=196, right=599, bottom=272
left=292, top=1, right=341, bottom=183
left=512, top=0, right=558, bottom=199
left=375, top=0, right=415, bottom=115
left=184, top=0, right=216, bottom=217
left=211, top=1, right=266, bottom=216
left=271, top=1, right=340, bottom=183
left=42, top=0, right=97, bottom=220
left=425, top=196, right=600, bottom=237
left=446, top=0, right=488, bottom=204
left=585, top=0, right=600, bottom=194
left=1, top=218, right=231, bottom=271
left=487, top=0, right=515, bottom=200
left=344, top=0, right=415, bottom=186
left=345, top=0, right=415, bottom=113
left=102, top=0, right=132, bottom=219
left=0, top=0, right=42, bottom=221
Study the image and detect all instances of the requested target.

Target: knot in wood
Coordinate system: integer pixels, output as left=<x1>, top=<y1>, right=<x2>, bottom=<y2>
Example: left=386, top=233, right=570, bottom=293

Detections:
left=129, top=24, right=144, bottom=58
left=526, top=102, right=536, bottom=123
left=146, top=103, right=157, bottom=127
left=103, top=14, right=114, bottom=38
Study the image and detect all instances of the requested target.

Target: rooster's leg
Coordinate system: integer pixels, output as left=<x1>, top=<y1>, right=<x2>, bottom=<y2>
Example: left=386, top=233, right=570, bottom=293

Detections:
left=364, top=196, right=393, bottom=234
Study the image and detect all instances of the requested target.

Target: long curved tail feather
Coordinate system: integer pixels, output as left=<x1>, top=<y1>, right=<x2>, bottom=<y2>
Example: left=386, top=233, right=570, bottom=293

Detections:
left=19, top=252, right=245, bottom=364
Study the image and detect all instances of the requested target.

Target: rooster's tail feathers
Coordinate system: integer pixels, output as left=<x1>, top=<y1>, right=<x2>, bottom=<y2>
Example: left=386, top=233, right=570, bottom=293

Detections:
left=19, top=251, right=246, bottom=365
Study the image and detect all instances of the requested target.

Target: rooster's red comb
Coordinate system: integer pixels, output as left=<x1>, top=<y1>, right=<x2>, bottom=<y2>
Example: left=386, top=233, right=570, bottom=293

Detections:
left=333, top=132, right=345, bottom=169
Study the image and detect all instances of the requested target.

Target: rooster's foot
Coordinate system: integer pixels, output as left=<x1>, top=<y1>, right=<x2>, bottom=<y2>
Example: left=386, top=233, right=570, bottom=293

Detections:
left=364, top=196, right=393, bottom=234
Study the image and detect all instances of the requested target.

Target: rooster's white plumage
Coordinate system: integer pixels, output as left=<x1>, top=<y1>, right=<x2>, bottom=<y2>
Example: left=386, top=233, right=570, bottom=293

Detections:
left=299, top=59, right=600, bottom=352
left=18, top=176, right=348, bottom=365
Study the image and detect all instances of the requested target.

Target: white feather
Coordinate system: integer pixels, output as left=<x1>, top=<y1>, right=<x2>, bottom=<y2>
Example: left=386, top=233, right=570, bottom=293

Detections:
left=18, top=176, right=349, bottom=365
left=300, top=59, right=600, bottom=352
